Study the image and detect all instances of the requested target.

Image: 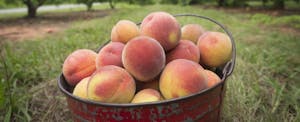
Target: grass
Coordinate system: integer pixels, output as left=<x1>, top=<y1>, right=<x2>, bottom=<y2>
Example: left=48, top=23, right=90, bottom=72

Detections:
left=247, top=1, right=300, bottom=9
left=0, top=3, right=112, bottom=19
left=1, top=3, right=299, bottom=121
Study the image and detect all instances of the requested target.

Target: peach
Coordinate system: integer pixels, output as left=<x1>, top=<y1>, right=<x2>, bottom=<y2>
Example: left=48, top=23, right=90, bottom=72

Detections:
left=197, top=31, right=232, bottom=67
left=87, top=65, right=136, bottom=103
left=131, top=89, right=162, bottom=103
left=140, top=11, right=181, bottom=51
left=63, top=49, right=97, bottom=86
left=73, top=77, right=90, bottom=99
left=96, top=42, right=125, bottom=68
left=136, top=78, right=159, bottom=91
left=160, top=59, right=208, bottom=99
left=181, top=24, right=205, bottom=43
left=111, top=20, right=140, bottom=44
left=122, top=36, right=165, bottom=82
left=205, top=70, right=221, bottom=87
left=166, top=40, right=200, bottom=64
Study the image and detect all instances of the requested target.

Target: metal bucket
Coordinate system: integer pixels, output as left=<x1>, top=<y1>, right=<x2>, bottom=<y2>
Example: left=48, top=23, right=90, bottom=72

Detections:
left=58, top=14, right=236, bottom=122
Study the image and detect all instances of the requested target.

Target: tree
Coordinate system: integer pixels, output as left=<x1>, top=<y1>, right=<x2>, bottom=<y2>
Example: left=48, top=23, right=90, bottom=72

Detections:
left=23, top=0, right=47, bottom=18
left=178, top=0, right=192, bottom=6
left=273, top=0, right=285, bottom=9
left=77, top=0, right=99, bottom=11
left=125, top=0, right=155, bottom=5
left=231, top=0, right=247, bottom=7
left=4, top=0, right=64, bottom=18
left=160, top=0, right=178, bottom=4
left=262, top=0, right=268, bottom=7
left=217, top=0, right=226, bottom=6
left=108, top=0, right=116, bottom=9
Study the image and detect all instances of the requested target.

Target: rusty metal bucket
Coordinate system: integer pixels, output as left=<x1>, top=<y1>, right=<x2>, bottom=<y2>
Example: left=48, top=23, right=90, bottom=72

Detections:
left=58, top=14, right=236, bottom=122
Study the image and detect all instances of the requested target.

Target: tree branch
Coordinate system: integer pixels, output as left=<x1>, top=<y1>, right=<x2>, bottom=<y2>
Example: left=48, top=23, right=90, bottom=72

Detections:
left=37, top=0, right=47, bottom=7
left=22, top=0, right=30, bottom=5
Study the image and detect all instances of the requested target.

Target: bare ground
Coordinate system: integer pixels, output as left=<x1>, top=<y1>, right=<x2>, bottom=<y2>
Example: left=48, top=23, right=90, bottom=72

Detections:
left=0, top=9, right=112, bottom=41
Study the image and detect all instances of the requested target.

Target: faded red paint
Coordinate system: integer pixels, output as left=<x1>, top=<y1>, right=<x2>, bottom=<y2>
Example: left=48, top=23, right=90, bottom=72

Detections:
left=62, top=75, right=224, bottom=122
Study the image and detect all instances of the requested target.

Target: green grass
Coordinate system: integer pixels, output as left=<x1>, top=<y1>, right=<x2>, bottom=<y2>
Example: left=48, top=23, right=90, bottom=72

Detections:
left=1, top=3, right=299, bottom=121
left=247, top=1, right=300, bottom=9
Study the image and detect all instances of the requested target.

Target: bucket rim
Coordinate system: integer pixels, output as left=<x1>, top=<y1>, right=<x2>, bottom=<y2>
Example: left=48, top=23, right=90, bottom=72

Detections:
left=58, top=73, right=226, bottom=107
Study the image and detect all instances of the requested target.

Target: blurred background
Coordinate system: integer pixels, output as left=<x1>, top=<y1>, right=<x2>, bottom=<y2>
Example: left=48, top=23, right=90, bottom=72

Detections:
left=0, top=0, right=299, bottom=121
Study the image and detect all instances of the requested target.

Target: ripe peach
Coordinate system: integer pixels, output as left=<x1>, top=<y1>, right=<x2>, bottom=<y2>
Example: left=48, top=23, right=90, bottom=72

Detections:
left=111, top=20, right=140, bottom=44
left=205, top=70, right=221, bottom=87
left=166, top=40, right=200, bottom=64
left=131, top=89, right=162, bottom=103
left=96, top=42, right=125, bottom=68
left=197, top=32, right=232, bottom=67
left=140, top=11, right=181, bottom=51
left=181, top=24, right=205, bottom=43
left=87, top=65, right=136, bottom=103
left=160, top=59, right=208, bottom=99
left=122, top=36, right=165, bottom=82
left=63, top=49, right=97, bottom=86
left=73, top=77, right=90, bottom=99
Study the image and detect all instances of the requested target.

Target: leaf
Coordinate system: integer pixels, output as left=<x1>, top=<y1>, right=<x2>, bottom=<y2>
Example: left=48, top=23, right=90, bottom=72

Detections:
left=0, top=80, right=5, bottom=109
left=4, top=106, right=12, bottom=122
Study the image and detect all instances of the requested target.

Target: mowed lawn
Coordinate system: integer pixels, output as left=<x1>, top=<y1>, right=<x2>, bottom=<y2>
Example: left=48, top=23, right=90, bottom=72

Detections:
left=1, top=4, right=299, bottom=122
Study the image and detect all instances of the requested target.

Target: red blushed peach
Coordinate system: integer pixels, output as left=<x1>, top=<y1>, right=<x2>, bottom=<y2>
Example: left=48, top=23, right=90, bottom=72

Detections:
left=160, top=59, right=208, bottom=99
left=131, top=89, right=162, bottom=103
left=197, top=32, right=232, bottom=67
left=140, top=11, right=181, bottom=51
left=87, top=65, right=136, bottom=103
left=96, top=42, right=125, bottom=69
left=63, top=49, right=97, bottom=86
left=122, top=36, right=165, bottom=82
left=166, top=40, right=200, bottom=64
left=181, top=24, right=205, bottom=43
left=205, top=70, right=221, bottom=88
left=111, top=20, right=140, bottom=44
left=73, top=76, right=90, bottom=99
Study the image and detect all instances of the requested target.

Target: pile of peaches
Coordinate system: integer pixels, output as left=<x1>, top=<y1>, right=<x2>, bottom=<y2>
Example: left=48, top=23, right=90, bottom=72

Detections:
left=62, top=11, right=232, bottom=104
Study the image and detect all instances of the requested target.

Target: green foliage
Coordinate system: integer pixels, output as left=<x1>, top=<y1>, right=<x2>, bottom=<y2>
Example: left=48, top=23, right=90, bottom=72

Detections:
left=178, top=0, right=192, bottom=6
left=76, top=0, right=99, bottom=10
left=160, top=0, right=178, bottom=4
left=0, top=45, right=33, bottom=121
left=273, top=0, right=285, bottom=9
left=126, top=0, right=156, bottom=5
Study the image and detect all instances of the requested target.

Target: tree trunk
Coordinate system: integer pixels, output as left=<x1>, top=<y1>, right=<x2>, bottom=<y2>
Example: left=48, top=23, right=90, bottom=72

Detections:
left=27, top=4, right=37, bottom=18
left=262, top=0, right=267, bottom=7
left=109, top=0, right=115, bottom=9
left=273, top=0, right=285, bottom=9
left=86, top=2, right=93, bottom=11
left=128, top=0, right=134, bottom=4
left=23, top=0, right=46, bottom=18
left=218, top=0, right=225, bottom=7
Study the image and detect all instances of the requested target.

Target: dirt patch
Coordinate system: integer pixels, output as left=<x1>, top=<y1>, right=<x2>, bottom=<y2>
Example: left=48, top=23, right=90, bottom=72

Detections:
left=0, top=9, right=112, bottom=41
